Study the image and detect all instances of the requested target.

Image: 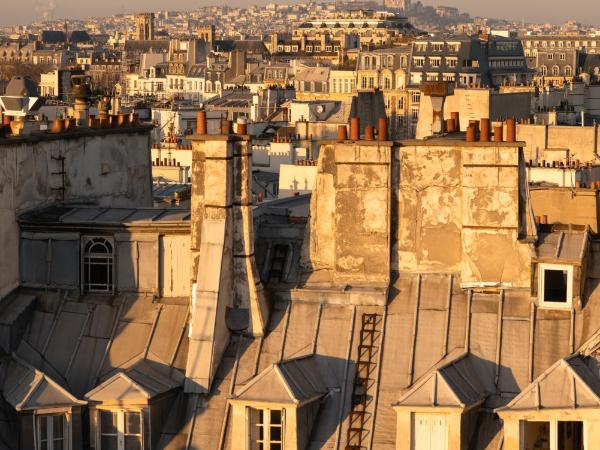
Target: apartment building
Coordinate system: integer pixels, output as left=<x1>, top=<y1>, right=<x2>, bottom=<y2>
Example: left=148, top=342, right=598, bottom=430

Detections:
left=409, top=34, right=532, bottom=88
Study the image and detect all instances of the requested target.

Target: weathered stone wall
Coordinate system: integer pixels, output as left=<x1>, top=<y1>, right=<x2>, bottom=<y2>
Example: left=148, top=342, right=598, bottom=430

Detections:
left=530, top=188, right=599, bottom=232
left=517, top=123, right=600, bottom=163
left=0, top=129, right=152, bottom=298
left=395, top=142, right=531, bottom=287
left=301, top=142, right=392, bottom=286
left=395, top=145, right=462, bottom=272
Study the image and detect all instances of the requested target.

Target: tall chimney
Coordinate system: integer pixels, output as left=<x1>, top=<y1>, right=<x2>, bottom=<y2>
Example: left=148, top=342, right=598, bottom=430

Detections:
left=186, top=130, right=268, bottom=394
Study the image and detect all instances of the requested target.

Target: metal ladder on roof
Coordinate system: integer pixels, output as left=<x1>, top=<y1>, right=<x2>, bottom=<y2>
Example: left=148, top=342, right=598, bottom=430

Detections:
left=345, top=313, right=382, bottom=450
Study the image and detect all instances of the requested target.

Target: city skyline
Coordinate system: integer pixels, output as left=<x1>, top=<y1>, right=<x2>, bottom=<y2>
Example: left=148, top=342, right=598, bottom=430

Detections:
left=0, top=0, right=599, bottom=27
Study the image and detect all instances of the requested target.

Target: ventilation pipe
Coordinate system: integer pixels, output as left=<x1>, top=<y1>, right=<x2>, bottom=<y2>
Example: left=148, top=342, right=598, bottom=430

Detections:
left=480, top=118, right=490, bottom=142
left=350, top=117, right=360, bottom=141
left=378, top=117, right=388, bottom=141
left=494, top=125, right=504, bottom=142
left=337, top=124, right=348, bottom=142
left=197, top=111, right=207, bottom=134
left=506, top=117, right=517, bottom=143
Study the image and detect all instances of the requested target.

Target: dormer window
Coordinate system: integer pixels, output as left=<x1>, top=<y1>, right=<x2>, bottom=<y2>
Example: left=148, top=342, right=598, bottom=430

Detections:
left=249, top=408, right=284, bottom=450
left=37, top=414, right=66, bottom=450
left=83, top=237, right=114, bottom=293
left=99, top=410, right=143, bottom=450
left=539, top=263, right=573, bottom=308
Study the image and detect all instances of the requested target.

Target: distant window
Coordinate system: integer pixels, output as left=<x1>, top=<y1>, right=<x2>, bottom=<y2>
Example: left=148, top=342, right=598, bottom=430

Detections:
left=83, top=237, right=114, bottom=293
left=565, top=65, right=573, bottom=77
left=249, top=408, right=284, bottom=450
left=100, top=410, right=142, bottom=450
left=37, top=414, right=65, bottom=450
left=539, top=263, right=573, bottom=308
left=552, top=65, right=560, bottom=76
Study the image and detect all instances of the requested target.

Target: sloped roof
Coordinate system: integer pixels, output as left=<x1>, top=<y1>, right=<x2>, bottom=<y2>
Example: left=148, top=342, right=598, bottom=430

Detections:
left=5, top=76, right=38, bottom=97
left=41, top=30, right=66, bottom=44
left=232, top=356, right=327, bottom=405
left=496, top=354, right=600, bottom=412
left=3, top=357, right=85, bottom=411
left=535, top=226, right=589, bottom=262
left=295, top=67, right=330, bottom=83
left=534, top=229, right=588, bottom=263
left=394, top=353, right=487, bottom=409
left=85, top=359, right=181, bottom=403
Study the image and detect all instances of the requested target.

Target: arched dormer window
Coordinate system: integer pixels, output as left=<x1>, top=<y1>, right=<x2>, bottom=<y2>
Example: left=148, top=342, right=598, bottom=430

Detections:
left=83, top=237, right=114, bottom=293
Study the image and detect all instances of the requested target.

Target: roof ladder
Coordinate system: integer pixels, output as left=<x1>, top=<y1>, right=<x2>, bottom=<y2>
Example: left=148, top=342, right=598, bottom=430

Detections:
left=345, top=312, right=382, bottom=450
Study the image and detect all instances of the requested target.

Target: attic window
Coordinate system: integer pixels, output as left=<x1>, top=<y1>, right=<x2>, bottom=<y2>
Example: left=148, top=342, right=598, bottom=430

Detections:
left=83, top=237, right=114, bottom=293
left=100, top=410, right=142, bottom=450
left=37, top=414, right=66, bottom=450
left=249, top=408, right=284, bottom=450
left=539, top=263, right=573, bottom=308
left=521, top=420, right=583, bottom=450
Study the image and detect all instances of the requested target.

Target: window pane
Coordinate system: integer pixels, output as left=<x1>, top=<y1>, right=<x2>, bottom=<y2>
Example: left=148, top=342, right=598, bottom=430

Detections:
left=558, top=421, right=583, bottom=450
left=39, top=417, right=47, bottom=440
left=53, top=439, right=64, bottom=450
left=40, top=443, right=48, bottom=450
left=270, top=410, right=281, bottom=425
left=100, top=411, right=118, bottom=434
left=125, top=412, right=141, bottom=435
left=271, top=444, right=281, bottom=450
left=544, top=269, right=568, bottom=302
left=523, top=421, right=550, bottom=450
left=53, top=415, right=64, bottom=438
left=271, top=426, right=281, bottom=441
left=101, top=436, right=118, bottom=450
left=124, top=436, right=142, bottom=450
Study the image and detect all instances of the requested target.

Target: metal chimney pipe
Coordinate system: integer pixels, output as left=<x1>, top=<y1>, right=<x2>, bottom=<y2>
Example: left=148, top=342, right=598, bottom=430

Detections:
left=506, top=117, right=517, bottom=142
left=197, top=111, right=207, bottom=134
left=480, top=118, right=490, bottom=142
left=494, top=125, right=504, bottom=142
left=221, top=119, right=233, bottom=135
left=337, top=124, right=348, bottom=142
left=378, top=117, right=388, bottom=141
left=364, top=125, right=374, bottom=141
left=350, top=117, right=360, bottom=141
left=445, top=118, right=456, bottom=133
left=451, top=112, right=460, bottom=131
left=236, top=117, right=248, bottom=135
left=466, top=125, right=476, bottom=142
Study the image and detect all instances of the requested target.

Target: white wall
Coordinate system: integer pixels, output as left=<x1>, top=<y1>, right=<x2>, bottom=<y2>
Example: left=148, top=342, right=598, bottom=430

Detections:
left=0, top=129, right=153, bottom=298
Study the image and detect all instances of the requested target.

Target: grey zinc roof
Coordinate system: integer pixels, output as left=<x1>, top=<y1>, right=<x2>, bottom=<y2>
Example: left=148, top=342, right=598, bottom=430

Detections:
left=19, top=205, right=190, bottom=225
left=85, top=359, right=182, bottom=402
left=13, top=291, right=189, bottom=399
left=3, top=356, right=85, bottom=411
left=184, top=259, right=600, bottom=450
left=5, top=76, right=38, bottom=97
left=496, top=354, right=600, bottom=412
left=395, top=353, right=487, bottom=409
left=535, top=228, right=588, bottom=263
left=232, top=356, right=327, bottom=405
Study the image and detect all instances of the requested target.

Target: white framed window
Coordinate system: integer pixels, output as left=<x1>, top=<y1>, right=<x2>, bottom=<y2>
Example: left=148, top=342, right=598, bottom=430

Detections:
left=99, top=410, right=143, bottom=450
left=83, top=237, right=114, bottom=293
left=520, top=420, right=584, bottom=450
left=538, top=263, right=574, bottom=309
left=249, top=408, right=284, bottom=450
left=37, top=414, right=67, bottom=450
left=413, top=57, right=425, bottom=67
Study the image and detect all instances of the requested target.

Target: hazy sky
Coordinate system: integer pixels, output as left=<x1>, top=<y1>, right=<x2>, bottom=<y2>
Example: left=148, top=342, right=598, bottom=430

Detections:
left=1, top=0, right=599, bottom=27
